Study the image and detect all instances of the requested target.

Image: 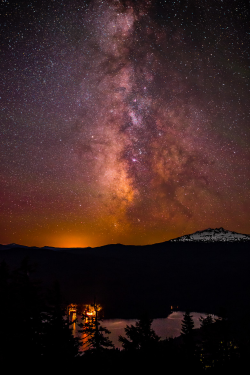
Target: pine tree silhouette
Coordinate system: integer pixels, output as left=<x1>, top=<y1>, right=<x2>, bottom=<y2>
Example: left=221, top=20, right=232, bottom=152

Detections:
left=79, top=298, right=114, bottom=353
left=181, top=311, right=196, bottom=360
left=118, top=314, right=160, bottom=351
left=42, top=281, right=80, bottom=362
left=181, top=311, right=194, bottom=337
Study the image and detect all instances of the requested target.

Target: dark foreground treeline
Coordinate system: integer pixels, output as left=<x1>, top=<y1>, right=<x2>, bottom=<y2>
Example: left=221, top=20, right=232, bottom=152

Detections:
left=0, top=258, right=79, bottom=367
left=1, top=259, right=250, bottom=374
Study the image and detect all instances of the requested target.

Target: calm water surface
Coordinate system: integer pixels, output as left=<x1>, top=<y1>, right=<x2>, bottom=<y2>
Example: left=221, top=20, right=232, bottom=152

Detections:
left=73, top=311, right=216, bottom=350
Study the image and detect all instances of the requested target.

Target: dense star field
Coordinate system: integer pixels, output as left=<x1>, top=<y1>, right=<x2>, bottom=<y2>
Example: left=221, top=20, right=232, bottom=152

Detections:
left=1, top=0, right=249, bottom=247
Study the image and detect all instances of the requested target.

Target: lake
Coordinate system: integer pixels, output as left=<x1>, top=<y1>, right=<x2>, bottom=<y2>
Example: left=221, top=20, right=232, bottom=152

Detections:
left=73, top=311, right=215, bottom=350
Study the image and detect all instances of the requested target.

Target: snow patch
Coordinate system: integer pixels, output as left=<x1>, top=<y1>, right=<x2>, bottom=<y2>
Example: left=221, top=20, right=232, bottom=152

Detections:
left=170, top=227, right=250, bottom=242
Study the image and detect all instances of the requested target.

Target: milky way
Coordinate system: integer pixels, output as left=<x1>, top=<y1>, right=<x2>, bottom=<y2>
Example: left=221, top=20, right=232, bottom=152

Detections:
left=1, top=0, right=249, bottom=247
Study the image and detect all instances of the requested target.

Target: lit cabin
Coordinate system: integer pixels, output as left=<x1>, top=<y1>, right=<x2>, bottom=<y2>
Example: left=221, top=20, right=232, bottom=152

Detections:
left=68, top=304, right=77, bottom=321
left=171, top=305, right=179, bottom=311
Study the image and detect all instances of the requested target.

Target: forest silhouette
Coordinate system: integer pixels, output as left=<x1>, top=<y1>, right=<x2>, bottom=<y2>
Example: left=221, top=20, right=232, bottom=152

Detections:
left=0, top=258, right=249, bottom=373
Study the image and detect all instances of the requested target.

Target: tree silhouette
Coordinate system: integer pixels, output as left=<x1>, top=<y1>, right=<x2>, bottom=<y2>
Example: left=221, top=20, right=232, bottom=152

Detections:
left=118, top=314, right=160, bottom=351
left=181, top=311, right=194, bottom=337
left=199, top=314, right=216, bottom=369
left=200, top=313, right=214, bottom=328
left=199, top=312, right=240, bottom=370
left=42, top=280, right=80, bottom=362
left=181, top=311, right=196, bottom=360
left=180, top=311, right=203, bottom=372
left=12, top=257, right=45, bottom=362
left=0, top=258, right=45, bottom=364
left=0, top=260, right=11, bottom=362
left=212, top=313, right=239, bottom=368
left=79, top=298, right=114, bottom=353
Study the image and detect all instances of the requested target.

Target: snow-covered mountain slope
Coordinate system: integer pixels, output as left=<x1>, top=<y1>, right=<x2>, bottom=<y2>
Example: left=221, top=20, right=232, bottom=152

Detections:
left=169, top=227, right=250, bottom=242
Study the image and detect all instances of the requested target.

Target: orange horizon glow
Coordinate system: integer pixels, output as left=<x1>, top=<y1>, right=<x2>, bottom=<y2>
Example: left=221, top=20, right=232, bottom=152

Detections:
left=1, top=222, right=250, bottom=249
left=1, top=1, right=249, bottom=252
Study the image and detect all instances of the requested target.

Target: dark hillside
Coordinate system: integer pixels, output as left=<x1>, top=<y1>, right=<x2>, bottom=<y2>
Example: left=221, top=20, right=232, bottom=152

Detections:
left=0, top=242, right=249, bottom=320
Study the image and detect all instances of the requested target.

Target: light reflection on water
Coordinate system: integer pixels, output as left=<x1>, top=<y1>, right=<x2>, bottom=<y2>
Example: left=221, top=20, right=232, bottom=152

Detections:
left=72, top=311, right=216, bottom=351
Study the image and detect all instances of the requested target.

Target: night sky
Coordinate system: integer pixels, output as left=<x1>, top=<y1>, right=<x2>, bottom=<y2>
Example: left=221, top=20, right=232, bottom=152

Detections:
left=1, top=0, right=249, bottom=248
